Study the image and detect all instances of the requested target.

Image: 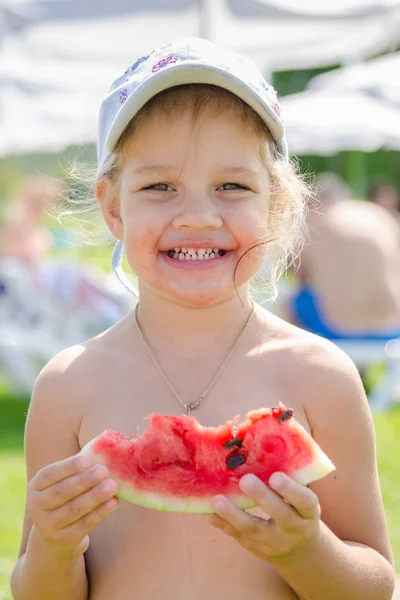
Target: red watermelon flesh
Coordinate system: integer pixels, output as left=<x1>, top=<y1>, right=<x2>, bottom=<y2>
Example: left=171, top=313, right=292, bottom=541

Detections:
left=80, top=404, right=335, bottom=513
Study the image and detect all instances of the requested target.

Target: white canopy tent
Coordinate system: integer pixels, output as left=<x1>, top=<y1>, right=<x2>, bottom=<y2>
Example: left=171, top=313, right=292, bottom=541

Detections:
left=307, top=51, right=400, bottom=106
left=281, top=89, right=400, bottom=155
left=1, top=0, right=400, bottom=71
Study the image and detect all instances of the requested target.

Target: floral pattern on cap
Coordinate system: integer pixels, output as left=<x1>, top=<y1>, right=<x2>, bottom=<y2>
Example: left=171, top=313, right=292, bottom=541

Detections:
left=125, top=53, right=153, bottom=75
left=110, top=52, right=154, bottom=91
left=119, top=89, right=128, bottom=104
left=152, top=55, right=180, bottom=73
left=272, top=100, right=281, bottom=116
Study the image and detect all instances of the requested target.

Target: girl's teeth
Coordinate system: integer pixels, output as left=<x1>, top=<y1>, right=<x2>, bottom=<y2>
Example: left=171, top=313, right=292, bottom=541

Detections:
left=167, top=247, right=226, bottom=260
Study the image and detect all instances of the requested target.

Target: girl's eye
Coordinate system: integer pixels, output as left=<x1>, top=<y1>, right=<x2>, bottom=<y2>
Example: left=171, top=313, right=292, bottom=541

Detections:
left=144, top=183, right=173, bottom=192
left=218, top=183, right=245, bottom=191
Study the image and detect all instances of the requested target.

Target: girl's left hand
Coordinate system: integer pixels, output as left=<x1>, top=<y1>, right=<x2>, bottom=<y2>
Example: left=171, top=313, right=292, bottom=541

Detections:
left=206, top=472, right=321, bottom=564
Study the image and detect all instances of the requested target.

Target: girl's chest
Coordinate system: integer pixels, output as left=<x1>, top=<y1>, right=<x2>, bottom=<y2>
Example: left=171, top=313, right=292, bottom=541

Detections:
left=78, top=354, right=311, bottom=450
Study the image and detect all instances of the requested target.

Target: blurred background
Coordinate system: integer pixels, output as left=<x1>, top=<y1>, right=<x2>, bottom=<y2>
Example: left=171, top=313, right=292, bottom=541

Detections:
left=1, top=1, right=400, bottom=597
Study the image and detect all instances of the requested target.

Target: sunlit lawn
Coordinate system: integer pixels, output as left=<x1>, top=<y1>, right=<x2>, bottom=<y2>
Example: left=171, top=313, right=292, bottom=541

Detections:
left=0, top=391, right=399, bottom=599
left=375, top=407, right=400, bottom=566
left=0, top=392, right=28, bottom=600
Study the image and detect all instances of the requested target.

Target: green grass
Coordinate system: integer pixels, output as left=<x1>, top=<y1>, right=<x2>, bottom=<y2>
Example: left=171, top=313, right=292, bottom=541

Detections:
left=0, top=392, right=29, bottom=600
left=375, top=406, right=400, bottom=567
left=0, top=453, right=26, bottom=599
left=0, top=392, right=399, bottom=599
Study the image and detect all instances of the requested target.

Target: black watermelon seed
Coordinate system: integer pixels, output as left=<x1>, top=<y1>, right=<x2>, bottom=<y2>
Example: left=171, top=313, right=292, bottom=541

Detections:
left=278, top=408, right=294, bottom=423
left=226, top=453, right=247, bottom=469
left=224, top=437, right=243, bottom=449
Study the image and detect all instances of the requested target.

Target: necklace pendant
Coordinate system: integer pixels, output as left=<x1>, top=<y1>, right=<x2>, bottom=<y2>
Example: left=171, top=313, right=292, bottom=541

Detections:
left=185, top=394, right=206, bottom=416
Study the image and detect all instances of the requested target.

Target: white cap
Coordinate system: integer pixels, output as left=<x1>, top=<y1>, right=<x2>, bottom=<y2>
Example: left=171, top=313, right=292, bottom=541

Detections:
left=97, top=36, right=288, bottom=170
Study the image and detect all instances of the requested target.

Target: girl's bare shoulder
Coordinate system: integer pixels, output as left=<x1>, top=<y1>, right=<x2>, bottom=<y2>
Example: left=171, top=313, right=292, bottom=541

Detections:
left=258, top=306, right=369, bottom=416
left=31, top=315, right=135, bottom=416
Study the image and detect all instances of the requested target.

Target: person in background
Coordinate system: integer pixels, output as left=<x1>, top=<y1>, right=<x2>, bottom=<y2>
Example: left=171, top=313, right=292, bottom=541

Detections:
left=0, top=176, right=62, bottom=266
left=0, top=174, right=127, bottom=347
left=282, top=172, right=400, bottom=340
left=368, top=181, right=400, bottom=221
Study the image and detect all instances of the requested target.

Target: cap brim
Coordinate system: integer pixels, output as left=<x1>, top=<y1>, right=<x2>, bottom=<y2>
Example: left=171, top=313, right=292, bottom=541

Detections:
left=105, top=62, right=285, bottom=154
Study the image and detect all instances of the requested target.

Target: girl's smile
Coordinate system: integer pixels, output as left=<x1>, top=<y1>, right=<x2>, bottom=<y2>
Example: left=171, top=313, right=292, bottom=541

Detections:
left=160, top=246, right=233, bottom=269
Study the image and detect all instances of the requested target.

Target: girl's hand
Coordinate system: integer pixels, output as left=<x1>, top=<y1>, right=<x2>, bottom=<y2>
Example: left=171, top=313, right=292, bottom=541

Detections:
left=26, top=455, right=119, bottom=563
left=206, top=472, right=321, bottom=564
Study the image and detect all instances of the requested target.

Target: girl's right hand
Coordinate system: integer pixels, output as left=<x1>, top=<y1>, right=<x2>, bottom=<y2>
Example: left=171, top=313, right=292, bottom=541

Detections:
left=26, top=455, right=119, bottom=563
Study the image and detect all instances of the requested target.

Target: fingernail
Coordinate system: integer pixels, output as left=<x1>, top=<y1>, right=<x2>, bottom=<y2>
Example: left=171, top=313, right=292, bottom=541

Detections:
left=239, top=474, right=258, bottom=493
left=269, top=472, right=285, bottom=489
left=102, top=479, right=117, bottom=493
left=77, top=456, right=91, bottom=469
left=93, top=464, right=108, bottom=477
left=213, top=496, right=226, bottom=511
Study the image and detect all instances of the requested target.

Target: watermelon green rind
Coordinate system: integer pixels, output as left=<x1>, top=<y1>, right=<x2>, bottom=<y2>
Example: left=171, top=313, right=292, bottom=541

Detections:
left=118, top=485, right=254, bottom=513
left=80, top=405, right=335, bottom=513
left=291, top=452, right=335, bottom=486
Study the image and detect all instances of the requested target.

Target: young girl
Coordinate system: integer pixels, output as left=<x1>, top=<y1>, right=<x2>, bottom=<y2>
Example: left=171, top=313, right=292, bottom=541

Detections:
left=11, top=38, right=395, bottom=600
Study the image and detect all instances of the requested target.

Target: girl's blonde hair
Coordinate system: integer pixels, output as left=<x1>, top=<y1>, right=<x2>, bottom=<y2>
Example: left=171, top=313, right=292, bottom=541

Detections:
left=63, top=84, right=312, bottom=301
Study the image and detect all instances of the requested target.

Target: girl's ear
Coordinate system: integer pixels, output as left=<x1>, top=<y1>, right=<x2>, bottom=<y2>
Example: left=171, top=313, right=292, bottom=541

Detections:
left=95, top=177, right=124, bottom=240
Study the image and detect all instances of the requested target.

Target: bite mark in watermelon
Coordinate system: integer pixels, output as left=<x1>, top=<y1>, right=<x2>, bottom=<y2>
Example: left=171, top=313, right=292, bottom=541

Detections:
left=80, top=404, right=335, bottom=513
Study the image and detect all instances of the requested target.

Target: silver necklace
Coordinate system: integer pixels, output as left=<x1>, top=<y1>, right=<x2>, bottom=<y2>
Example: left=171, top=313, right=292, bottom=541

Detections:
left=134, top=301, right=255, bottom=416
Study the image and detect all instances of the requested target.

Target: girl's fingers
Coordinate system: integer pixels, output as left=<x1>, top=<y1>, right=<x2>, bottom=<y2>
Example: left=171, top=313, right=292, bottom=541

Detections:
left=268, top=473, right=321, bottom=521
left=211, top=495, right=270, bottom=539
left=239, top=475, right=300, bottom=531
left=40, top=465, right=110, bottom=510
left=34, top=456, right=92, bottom=492
left=48, top=479, right=118, bottom=529
left=206, top=514, right=241, bottom=539
left=54, top=497, right=119, bottom=546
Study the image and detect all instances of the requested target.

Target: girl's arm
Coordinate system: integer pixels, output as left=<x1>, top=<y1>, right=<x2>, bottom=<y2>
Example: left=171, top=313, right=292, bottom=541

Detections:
left=208, top=339, right=395, bottom=600
left=283, top=341, right=395, bottom=600
left=271, top=520, right=394, bottom=600
left=11, top=348, right=116, bottom=600
left=11, top=524, right=88, bottom=600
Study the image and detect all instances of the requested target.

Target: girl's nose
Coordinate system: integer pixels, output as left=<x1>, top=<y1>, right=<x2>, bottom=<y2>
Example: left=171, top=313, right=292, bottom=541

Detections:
left=172, top=194, right=223, bottom=230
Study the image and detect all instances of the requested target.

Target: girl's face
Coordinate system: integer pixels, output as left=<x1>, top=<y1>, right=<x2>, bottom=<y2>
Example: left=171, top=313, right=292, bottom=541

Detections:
left=103, top=108, right=272, bottom=307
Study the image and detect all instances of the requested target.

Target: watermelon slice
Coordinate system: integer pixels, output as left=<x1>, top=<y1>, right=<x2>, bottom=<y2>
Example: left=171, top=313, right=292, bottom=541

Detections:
left=80, top=404, right=335, bottom=513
